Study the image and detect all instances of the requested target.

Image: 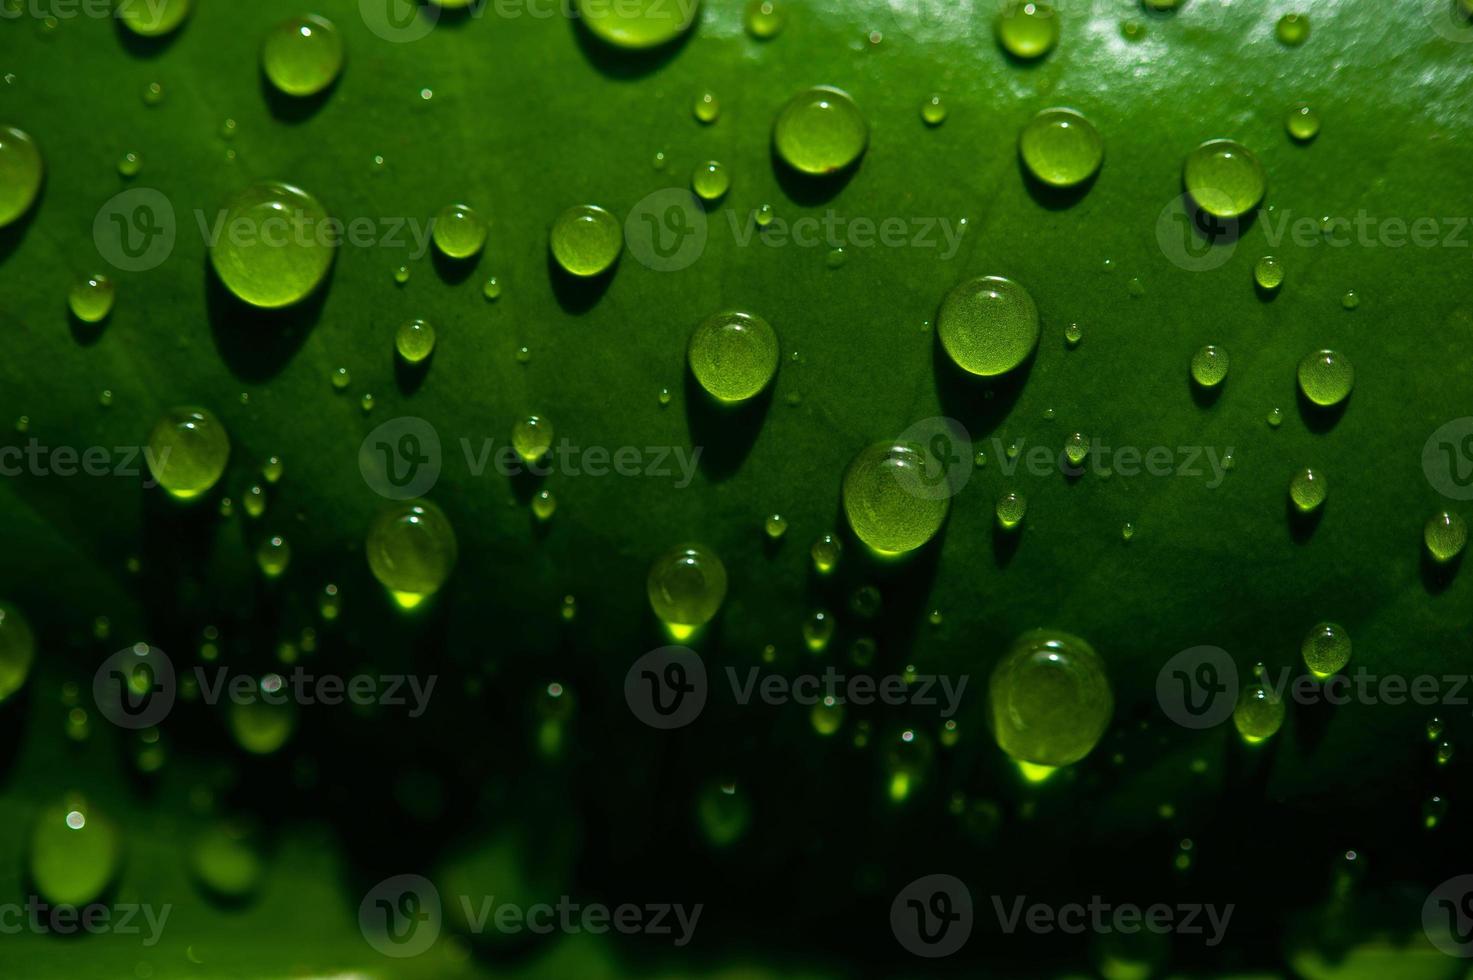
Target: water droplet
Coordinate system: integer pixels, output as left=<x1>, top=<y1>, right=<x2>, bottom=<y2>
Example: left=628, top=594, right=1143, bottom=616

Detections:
left=432, top=203, right=487, bottom=260
left=1064, top=322, right=1082, bottom=347
left=228, top=682, right=297, bottom=754
left=1233, top=683, right=1285, bottom=743
left=754, top=204, right=775, bottom=228
left=693, top=90, right=720, bottom=124
left=885, top=728, right=934, bottom=801
left=1297, top=350, right=1354, bottom=406
left=117, top=151, right=142, bottom=178
left=513, top=415, right=554, bottom=464
left=691, top=160, right=730, bottom=201
left=366, top=500, right=458, bottom=609
left=256, top=535, right=291, bottom=578
left=1425, top=511, right=1467, bottom=563
left=697, top=781, right=750, bottom=846
left=1289, top=467, right=1326, bottom=513
left=1064, top=432, right=1088, bottom=466
left=996, top=0, right=1059, bottom=59
left=1255, top=255, right=1284, bottom=291
left=147, top=407, right=230, bottom=501
left=482, top=276, right=501, bottom=300
left=652, top=150, right=667, bottom=170
left=1427, top=716, right=1446, bottom=741
left=68, top=273, right=115, bottom=323
left=331, top=366, right=351, bottom=390
left=995, top=490, right=1028, bottom=530
left=1424, top=795, right=1447, bottom=829
left=658, top=386, right=672, bottom=406
left=989, top=630, right=1113, bottom=768
left=29, top=798, right=122, bottom=906
left=262, top=14, right=344, bottom=97
left=1276, top=12, right=1309, bottom=46
left=531, top=489, right=557, bottom=521
left=0, top=603, right=35, bottom=703
left=577, top=0, right=698, bottom=48
left=395, top=318, right=437, bottom=364
left=393, top=265, right=410, bottom=285
left=209, top=181, right=336, bottom=308
left=1121, top=19, right=1146, bottom=41
left=1301, top=621, right=1350, bottom=678
left=810, top=534, right=842, bottom=574
left=319, top=583, right=341, bottom=620
left=1121, top=521, right=1135, bottom=542
left=243, top=483, right=267, bottom=519
left=688, top=311, right=780, bottom=403
left=516, top=345, right=532, bottom=364
left=764, top=513, right=788, bottom=539
left=825, top=246, right=847, bottom=269
left=1143, top=0, right=1181, bottom=9
left=811, top=696, right=844, bottom=735
left=1286, top=103, right=1320, bottom=142
left=1437, top=740, right=1455, bottom=766
left=550, top=204, right=622, bottom=277
left=360, top=393, right=375, bottom=413
left=937, top=275, right=1040, bottom=377
left=1267, top=407, right=1284, bottom=428
left=647, top=544, right=727, bottom=638
left=773, top=86, right=868, bottom=175
left=744, top=0, right=785, bottom=38
left=1190, top=344, right=1229, bottom=388
left=803, top=609, right=834, bottom=652
left=117, top=0, right=190, bottom=35
left=1183, top=139, right=1267, bottom=219
left=1020, top=107, right=1103, bottom=188
left=0, top=126, right=43, bottom=228
left=921, top=94, right=947, bottom=127
left=190, top=823, right=263, bottom=900
left=142, top=80, right=165, bottom=106
left=1341, top=289, right=1360, bottom=310
left=219, top=118, right=238, bottom=141
left=928, top=609, right=944, bottom=626
left=974, top=450, right=988, bottom=468
left=842, top=442, right=950, bottom=555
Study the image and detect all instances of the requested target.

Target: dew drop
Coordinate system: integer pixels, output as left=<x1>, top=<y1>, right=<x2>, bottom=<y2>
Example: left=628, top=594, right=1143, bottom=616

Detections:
left=989, top=630, right=1112, bottom=768
left=1254, top=255, right=1284, bottom=291
left=1019, top=107, right=1103, bottom=188
left=1301, top=621, right=1350, bottom=678
left=744, top=0, right=785, bottom=38
left=576, top=0, right=699, bottom=49
left=810, top=534, right=842, bottom=574
left=1425, top=511, right=1467, bottom=563
left=647, top=544, right=727, bottom=638
left=995, top=490, right=1028, bottom=530
left=1276, top=12, right=1309, bottom=46
left=1297, top=350, right=1354, bottom=406
left=1286, top=103, right=1320, bottom=142
left=1289, top=467, right=1326, bottom=513
left=691, top=160, right=730, bottom=201
left=688, top=311, right=779, bottom=404
left=256, top=535, right=291, bottom=578
left=209, top=181, right=336, bottom=309
left=693, top=90, right=720, bottom=124
left=803, top=610, right=834, bottom=652
left=921, top=94, right=947, bottom=127
left=937, top=275, right=1040, bottom=377
left=262, top=14, right=344, bottom=98
left=0, top=126, right=43, bottom=228
left=395, top=318, right=437, bottom=364
left=68, top=274, right=115, bottom=324
left=1183, top=139, right=1267, bottom=219
left=147, top=407, right=230, bottom=501
left=29, top=798, right=122, bottom=906
left=432, top=203, right=487, bottom=261
left=996, top=0, right=1059, bottom=59
left=1190, top=345, right=1229, bottom=388
left=550, top=204, right=622, bottom=277
left=366, top=500, right=458, bottom=609
left=513, top=415, right=554, bottom=464
left=842, top=442, right=949, bottom=555
left=773, top=86, right=868, bottom=175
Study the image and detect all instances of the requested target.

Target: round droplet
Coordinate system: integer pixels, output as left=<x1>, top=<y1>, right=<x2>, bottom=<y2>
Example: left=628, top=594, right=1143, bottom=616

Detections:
left=1296, top=350, right=1354, bottom=407
left=1064, top=432, right=1088, bottom=467
left=937, top=275, right=1040, bottom=377
left=1121, top=521, right=1136, bottom=542
left=1286, top=103, right=1320, bottom=142
left=432, top=203, right=487, bottom=260
left=692, top=160, right=730, bottom=201
left=393, top=265, right=410, bottom=285
left=513, top=415, right=554, bottom=464
left=1341, top=290, right=1360, bottom=311
left=1019, top=108, right=1103, bottom=188
left=1183, top=139, right=1266, bottom=219
left=921, top=94, right=947, bottom=127
left=0, top=126, right=43, bottom=228
left=647, top=544, right=727, bottom=638
left=0, top=602, right=35, bottom=703
left=773, top=86, right=868, bottom=176
left=395, top=319, right=436, bottom=364
left=366, top=500, right=458, bottom=609
left=256, top=536, right=290, bottom=578
left=117, top=151, right=142, bottom=178
left=1425, top=512, right=1467, bottom=563
left=1255, top=255, right=1284, bottom=291
left=989, top=629, right=1113, bottom=768
left=764, top=513, right=788, bottom=540
left=693, top=90, right=720, bottom=124
left=811, top=697, right=844, bottom=735
left=117, top=0, right=190, bottom=36
left=755, top=204, right=775, bottom=227
left=803, top=610, right=834, bottom=652
left=1302, top=622, right=1350, bottom=678
left=532, top=489, right=557, bottom=521
left=550, top=204, right=622, bottom=277
left=243, top=483, right=267, bottom=519
left=261, top=455, right=283, bottom=484
left=331, top=366, right=351, bottom=390
left=1437, top=741, right=1455, bottom=766
left=576, top=0, right=699, bottom=49
left=147, top=407, right=230, bottom=501
left=688, top=311, right=779, bottom=404
left=1289, top=467, right=1326, bottom=513
left=1428, top=716, right=1446, bottom=741
left=811, top=534, right=842, bottom=574
left=30, top=799, right=122, bottom=906
left=68, top=274, right=115, bottom=323
left=842, top=442, right=950, bottom=556
left=229, top=685, right=297, bottom=754
left=1276, top=12, right=1309, bottom=46
left=209, top=181, right=336, bottom=309
left=190, top=824, right=263, bottom=900
left=1424, top=795, right=1448, bottom=829
left=1233, top=684, right=1285, bottom=743
left=319, top=583, right=341, bottom=620
left=744, top=0, right=785, bottom=38
left=996, top=0, right=1059, bottom=58
left=482, top=276, right=501, bottom=301
left=142, top=81, right=165, bottom=106
left=1267, top=407, right=1284, bottom=428
left=996, top=490, right=1028, bottom=530
left=262, top=14, right=343, bottom=97
left=1190, top=345, right=1229, bottom=388
left=1064, top=322, right=1082, bottom=347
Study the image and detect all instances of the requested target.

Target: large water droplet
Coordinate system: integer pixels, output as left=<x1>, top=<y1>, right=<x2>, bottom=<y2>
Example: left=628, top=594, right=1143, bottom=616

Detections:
left=262, top=14, right=343, bottom=97
left=989, top=629, right=1113, bottom=769
left=688, top=311, right=779, bottom=404
left=647, top=544, right=727, bottom=638
left=937, top=275, right=1040, bottom=377
left=366, top=500, right=459, bottom=609
left=773, top=86, right=868, bottom=175
left=1019, top=107, right=1102, bottom=188
left=147, top=407, right=230, bottom=501
left=209, top=181, right=336, bottom=308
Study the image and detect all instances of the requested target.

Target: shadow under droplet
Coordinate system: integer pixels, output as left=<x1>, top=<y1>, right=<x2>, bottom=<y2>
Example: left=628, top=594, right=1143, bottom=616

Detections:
left=67, top=309, right=108, bottom=347
left=1296, top=388, right=1350, bottom=434
left=571, top=16, right=695, bottom=81
left=0, top=196, right=41, bottom=267
left=772, top=150, right=860, bottom=207
left=1287, top=498, right=1324, bottom=544
left=993, top=522, right=1022, bottom=568
left=1190, top=378, right=1224, bottom=408
left=683, top=372, right=771, bottom=482
left=547, top=251, right=615, bottom=315
left=115, top=19, right=187, bottom=58
left=932, top=339, right=1032, bottom=447
left=394, top=354, right=430, bottom=396
left=431, top=245, right=480, bottom=285
left=1019, top=158, right=1098, bottom=211
left=1421, top=549, right=1462, bottom=595
left=259, top=73, right=337, bottom=125
left=205, top=260, right=329, bottom=383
